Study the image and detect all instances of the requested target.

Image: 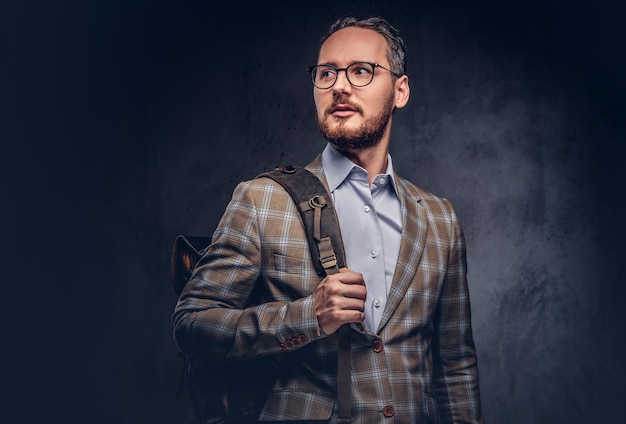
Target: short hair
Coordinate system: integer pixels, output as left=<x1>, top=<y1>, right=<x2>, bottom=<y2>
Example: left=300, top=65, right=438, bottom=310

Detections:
left=319, top=16, right=407, bottom=76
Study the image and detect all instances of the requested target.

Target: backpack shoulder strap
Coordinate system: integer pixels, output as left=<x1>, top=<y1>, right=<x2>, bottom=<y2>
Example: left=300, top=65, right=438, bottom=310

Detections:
left=256, top=165, right=346, bottom=276
left=257, top=166, right=352, bottom=424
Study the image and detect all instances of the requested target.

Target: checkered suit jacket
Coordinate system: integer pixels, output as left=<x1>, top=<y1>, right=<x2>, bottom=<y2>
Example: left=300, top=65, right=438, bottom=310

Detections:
left=173, top=155, right=483, bottom=423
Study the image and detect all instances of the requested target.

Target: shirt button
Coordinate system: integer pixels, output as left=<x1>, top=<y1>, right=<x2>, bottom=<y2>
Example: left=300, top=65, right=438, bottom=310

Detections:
left=372, top=339, right=383, bottom=353
left=382, top=404, right=394, bottom=417
left=373, top=298, right=381, bottom=308
left=378, top=177, right=387, bottom=185
left=370, top=250, right=378, bottom=258
left=363, top=205, right=371, bottom=213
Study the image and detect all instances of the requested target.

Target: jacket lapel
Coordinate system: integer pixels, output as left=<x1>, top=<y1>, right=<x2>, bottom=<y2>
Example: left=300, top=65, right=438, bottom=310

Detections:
left=377, top=176, right=428, bottom=333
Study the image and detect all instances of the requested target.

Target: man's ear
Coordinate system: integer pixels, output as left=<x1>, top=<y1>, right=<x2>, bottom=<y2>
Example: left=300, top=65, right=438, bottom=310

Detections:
left=394, top=75, right=410, bottom=109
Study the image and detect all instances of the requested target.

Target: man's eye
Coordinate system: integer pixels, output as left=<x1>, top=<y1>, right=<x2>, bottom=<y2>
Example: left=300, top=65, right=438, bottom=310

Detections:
left=319, top=69, right=337, bottom=80
left=351, top=66, right=372, bottom=76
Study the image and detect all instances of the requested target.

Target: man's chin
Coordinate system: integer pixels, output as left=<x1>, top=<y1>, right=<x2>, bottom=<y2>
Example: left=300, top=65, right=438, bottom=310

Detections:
left=326, top=131, right=362, bottom=142
left=326, top=118, right=360, bottom=131
left=326, top=132, right=382, bottom=152
left=318, top=109, right=390, bottom=151
left=321, top=121, right=362, bottom=140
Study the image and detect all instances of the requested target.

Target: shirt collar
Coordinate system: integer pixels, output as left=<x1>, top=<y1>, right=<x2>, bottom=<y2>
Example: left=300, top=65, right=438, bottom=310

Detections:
left=321, top=143, right=399, bottom=196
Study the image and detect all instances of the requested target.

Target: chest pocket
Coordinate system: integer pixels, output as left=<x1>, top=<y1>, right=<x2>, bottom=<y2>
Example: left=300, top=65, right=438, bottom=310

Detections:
left=273, top=253, right=307, bottom=274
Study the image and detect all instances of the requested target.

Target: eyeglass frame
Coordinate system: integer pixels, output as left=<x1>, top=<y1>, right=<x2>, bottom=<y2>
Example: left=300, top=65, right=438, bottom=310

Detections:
left=307, top=61, right=403, bottom=89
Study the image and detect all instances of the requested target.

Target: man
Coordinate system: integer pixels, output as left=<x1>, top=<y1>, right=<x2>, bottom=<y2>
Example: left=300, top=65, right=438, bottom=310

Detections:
left=174, top=16, right=483, bottom=423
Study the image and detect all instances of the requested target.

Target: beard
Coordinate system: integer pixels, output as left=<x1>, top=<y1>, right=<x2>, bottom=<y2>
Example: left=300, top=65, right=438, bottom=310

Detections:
left=317, top=94, right=395, bottom=152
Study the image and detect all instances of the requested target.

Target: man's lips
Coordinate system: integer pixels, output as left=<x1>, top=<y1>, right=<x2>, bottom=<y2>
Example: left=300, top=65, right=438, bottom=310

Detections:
left=328, top=104, right=359, bottom=117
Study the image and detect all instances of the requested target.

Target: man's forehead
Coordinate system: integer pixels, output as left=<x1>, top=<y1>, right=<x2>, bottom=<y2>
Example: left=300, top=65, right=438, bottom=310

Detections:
left=318, top=27, right=388, bottom=63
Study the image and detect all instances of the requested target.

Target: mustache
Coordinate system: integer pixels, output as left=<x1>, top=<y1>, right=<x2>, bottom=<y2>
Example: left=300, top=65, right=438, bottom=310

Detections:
left=325, top=98, right=362, bottom=114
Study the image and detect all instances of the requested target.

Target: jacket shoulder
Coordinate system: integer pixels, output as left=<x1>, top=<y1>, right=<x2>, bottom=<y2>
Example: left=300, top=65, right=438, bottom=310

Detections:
left=395, top=174, right=456, bottom=214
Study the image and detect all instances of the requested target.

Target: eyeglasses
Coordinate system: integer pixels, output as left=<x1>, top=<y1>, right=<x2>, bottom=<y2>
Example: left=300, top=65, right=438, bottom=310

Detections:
left=308, top=61, right=402, bottom=89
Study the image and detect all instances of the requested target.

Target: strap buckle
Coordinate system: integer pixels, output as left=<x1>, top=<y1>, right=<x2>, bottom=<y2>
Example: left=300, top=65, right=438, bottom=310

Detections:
left=317, top=236, right=338, bottom=270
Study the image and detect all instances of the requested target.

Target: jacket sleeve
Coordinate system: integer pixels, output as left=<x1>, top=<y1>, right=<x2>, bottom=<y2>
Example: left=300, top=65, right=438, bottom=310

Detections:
left=172, top=179, right=325, bottom=361
left=432, top=199, right=483, bottom=423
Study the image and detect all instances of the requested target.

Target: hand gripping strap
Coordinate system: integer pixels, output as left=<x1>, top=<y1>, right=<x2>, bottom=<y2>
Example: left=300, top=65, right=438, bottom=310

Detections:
left=257, top=166, right=352, bottom=423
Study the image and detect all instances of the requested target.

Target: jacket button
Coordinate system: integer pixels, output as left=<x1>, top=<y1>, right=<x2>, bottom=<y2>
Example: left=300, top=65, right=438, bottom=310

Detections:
left=382, top=404, right=394, bottom=417
left=297, top=334, right=307, bottom=343
left=278, top=343, right=286, bottom=349
left=291, top=337, right=300, bottom=346
left=372, top=339, right=383, bottom=353
left=285, top=339, right=293, bottom=348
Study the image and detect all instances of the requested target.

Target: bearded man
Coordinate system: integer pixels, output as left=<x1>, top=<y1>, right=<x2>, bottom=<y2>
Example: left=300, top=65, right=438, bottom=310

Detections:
left=173, top=16, right=483, bottom=423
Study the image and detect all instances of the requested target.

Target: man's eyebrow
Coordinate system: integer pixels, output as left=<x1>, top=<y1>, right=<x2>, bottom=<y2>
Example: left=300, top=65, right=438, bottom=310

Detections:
left=316, top=61, right=370, bottom=67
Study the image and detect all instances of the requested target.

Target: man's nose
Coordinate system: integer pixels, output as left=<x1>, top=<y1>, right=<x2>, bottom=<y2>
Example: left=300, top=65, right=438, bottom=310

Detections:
left=332, top=70, right=352, bottom=94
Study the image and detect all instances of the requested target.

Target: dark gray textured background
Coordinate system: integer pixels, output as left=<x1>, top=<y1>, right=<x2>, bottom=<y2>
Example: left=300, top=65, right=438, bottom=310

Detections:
left=5, top=0, right=625, bottom=423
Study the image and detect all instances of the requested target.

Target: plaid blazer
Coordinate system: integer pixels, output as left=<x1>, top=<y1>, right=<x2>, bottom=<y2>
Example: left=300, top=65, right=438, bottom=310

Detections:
left=173, top=155, right=483, bottom=423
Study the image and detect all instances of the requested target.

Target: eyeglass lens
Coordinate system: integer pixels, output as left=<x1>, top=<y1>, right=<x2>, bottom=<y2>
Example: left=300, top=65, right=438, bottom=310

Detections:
left=311, top=62, right=375, bottom=89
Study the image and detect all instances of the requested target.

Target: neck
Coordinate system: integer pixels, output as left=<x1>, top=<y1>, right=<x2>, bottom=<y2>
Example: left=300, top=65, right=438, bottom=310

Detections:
left=341, top=141, right=390, bottom=185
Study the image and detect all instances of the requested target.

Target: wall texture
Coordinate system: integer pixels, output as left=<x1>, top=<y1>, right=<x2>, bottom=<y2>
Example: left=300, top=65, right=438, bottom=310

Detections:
left=5, top=0, right=625, bottom=423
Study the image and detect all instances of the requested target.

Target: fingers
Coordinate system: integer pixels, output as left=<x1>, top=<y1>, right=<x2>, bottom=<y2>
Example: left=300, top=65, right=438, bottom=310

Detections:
left=321, top=274, right=366, bottom=301
left=315, top=269, right=366, bottom=335
left=337, top=268, right=368, bottom=291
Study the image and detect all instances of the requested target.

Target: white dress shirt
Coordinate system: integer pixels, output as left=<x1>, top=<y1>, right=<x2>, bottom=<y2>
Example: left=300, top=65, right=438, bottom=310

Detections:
left=321, top=143, right=403, bottom=333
